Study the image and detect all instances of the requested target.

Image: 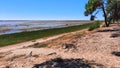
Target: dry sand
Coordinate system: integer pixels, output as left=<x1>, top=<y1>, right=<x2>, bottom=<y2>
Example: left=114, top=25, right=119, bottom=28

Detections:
left=0, top=24, right=120, bottom=68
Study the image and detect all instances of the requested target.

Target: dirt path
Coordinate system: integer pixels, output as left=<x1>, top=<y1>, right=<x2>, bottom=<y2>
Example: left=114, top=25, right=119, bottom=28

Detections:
left=0, top=24, right=120, bottom=68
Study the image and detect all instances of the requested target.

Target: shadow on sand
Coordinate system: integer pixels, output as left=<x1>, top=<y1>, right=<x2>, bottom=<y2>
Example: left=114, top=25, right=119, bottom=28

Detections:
left=97, top=28, right=120, bottom=38
left=110, top=33, right=120, bottom=38
left=97, top=29, right=119, bottom=32
left=112, top=51, right=120, bottom=57
left=33, top=58, right=104, bottom=68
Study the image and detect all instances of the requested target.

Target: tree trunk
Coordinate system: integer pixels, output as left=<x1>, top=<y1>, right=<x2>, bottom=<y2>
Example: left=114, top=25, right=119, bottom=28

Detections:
left=101, top=3, right=109, bottom=27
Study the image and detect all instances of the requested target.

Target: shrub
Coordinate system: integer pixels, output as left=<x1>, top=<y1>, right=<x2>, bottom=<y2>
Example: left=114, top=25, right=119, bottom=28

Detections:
left=73, top=33, right=82, bottom=38
left=88, top=21, right=101, bottom=31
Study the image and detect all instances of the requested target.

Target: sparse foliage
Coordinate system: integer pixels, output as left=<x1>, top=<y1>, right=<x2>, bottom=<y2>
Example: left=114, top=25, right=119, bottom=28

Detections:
left=85, top=0, right=120, bottom=27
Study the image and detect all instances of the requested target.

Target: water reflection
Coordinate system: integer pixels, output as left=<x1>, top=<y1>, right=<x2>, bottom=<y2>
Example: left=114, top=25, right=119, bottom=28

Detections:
left=0, top=21, right=91, bottom=35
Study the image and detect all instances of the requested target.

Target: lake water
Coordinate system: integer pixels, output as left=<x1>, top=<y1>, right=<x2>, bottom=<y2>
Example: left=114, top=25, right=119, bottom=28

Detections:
left=0, top=20, right=92, bottom=35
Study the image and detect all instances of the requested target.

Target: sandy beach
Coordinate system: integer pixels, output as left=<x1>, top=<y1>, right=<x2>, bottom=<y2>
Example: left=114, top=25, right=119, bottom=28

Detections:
left=0, top=24, right=120, bottom=68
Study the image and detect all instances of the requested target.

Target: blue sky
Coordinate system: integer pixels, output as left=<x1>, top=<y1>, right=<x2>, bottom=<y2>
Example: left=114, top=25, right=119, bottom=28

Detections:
left=0, top=0, right=104, bottom=20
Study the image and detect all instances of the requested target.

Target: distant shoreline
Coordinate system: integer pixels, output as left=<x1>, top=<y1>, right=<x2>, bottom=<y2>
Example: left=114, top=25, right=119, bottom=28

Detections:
left=0, top=23, right=93, bottom=46
left=0, top=20, right=94, bottom=35
left=0, top=20, right=103, bottom=22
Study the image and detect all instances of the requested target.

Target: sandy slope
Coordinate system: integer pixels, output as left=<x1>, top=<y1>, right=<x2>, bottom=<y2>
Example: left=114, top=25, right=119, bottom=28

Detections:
left=0, top=24, right=120, bottom=68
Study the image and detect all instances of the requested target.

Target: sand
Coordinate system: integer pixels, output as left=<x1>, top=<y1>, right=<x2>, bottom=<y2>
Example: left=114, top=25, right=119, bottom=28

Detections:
left=0, top=24, right=120, bottom=68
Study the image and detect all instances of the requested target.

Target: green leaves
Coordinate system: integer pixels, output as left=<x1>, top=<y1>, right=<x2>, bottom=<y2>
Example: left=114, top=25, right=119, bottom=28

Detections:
left=107, top=0, right=120, bottom=22
left=85, top=0, right=120, bottom=26
left=84, top=0, right=103, bottom=16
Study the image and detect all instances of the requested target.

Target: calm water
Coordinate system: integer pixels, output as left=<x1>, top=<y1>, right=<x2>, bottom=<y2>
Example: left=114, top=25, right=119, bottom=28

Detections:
left=0, top=20, right=92, bottom=35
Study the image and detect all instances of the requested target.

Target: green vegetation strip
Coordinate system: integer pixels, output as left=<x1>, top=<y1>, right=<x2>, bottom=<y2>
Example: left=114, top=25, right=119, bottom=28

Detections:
left=0, top=23, right=93, bottom=47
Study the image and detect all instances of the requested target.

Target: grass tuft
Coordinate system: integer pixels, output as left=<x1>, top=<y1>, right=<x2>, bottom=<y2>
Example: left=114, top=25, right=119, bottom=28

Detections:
left=88, top=21, right=101, bottom=31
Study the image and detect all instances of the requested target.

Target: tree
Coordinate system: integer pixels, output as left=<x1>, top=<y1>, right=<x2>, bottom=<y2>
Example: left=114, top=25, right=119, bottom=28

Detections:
left=84, top=0, right=120, bottom=27
left=107, top=0, right=120, bottom=24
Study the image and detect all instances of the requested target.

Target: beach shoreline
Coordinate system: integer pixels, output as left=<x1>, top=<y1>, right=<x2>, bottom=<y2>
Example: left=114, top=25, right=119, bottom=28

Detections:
left=0, top=23, right=93, bottom=47
left=0, top=24, right=119, bottom=68
left=0, top=20, right=95, bottom=35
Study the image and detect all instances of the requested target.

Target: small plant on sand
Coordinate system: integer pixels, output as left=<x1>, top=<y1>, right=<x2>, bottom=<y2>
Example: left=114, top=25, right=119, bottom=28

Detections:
left=30, top=42, right=48, bottom=48
left=32, top=55, right=39, bottom=58
left=88, top=21, right=101, bottom=31
left=73, top=33, right=82, bottom=38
